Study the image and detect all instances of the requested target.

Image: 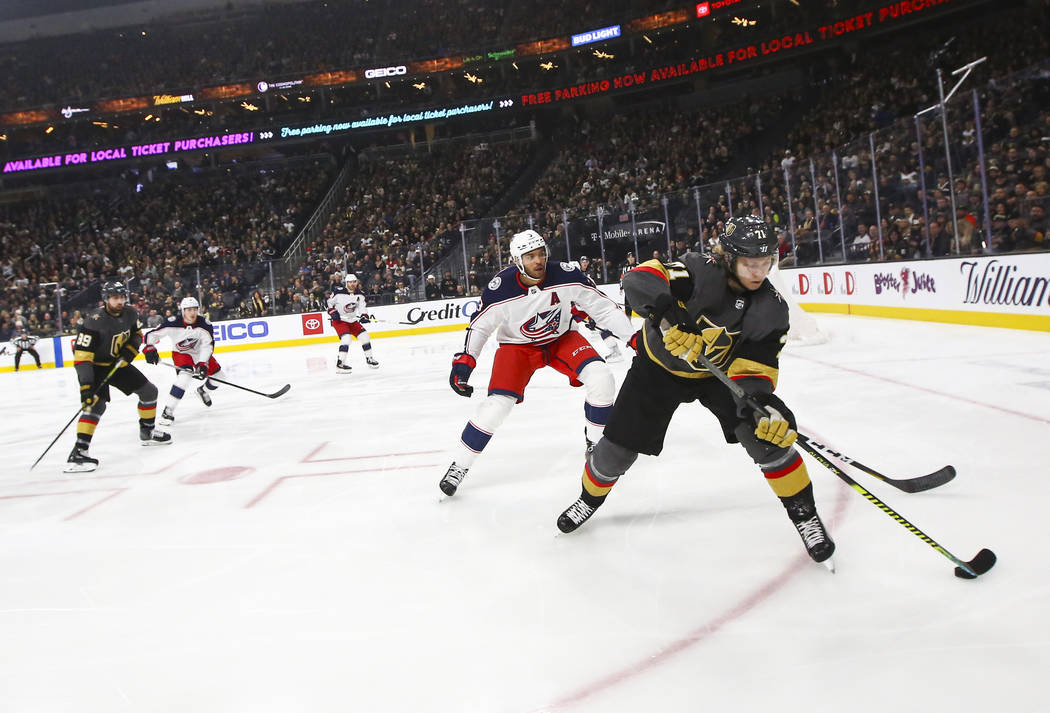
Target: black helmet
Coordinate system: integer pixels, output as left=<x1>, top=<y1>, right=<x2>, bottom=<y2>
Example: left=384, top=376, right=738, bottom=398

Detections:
left=719, top=216, right=777, bottom=258
left=101, top=280, right=128, bottom=298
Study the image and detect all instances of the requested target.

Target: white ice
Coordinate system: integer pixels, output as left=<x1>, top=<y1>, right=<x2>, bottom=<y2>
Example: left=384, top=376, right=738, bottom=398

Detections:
left=1, top=314, right=1047, bottom=713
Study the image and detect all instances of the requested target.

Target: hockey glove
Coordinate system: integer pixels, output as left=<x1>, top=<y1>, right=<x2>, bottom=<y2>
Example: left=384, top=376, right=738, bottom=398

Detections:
left=643, top=292, right=697, bottom=333
left=142, top=345, right=160, bottom=365
left=746, top=392, right=798, bottom=448
left=663, top=327, right=705, bottom=364
left=118, top=345, right=138, bottom=363
left=449, top=352, right=476, bottom=397
left=79, top=383, right=99, bottom=410
left=359, top=314, right=372, bottom=324
left=193, top=363, right=208, bottom=380
left=327, top=307, right=341, bottom=321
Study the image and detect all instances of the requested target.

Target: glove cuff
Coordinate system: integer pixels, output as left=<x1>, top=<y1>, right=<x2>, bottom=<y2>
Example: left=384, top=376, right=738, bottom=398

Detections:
left=453, top=352, right=476, bottom=369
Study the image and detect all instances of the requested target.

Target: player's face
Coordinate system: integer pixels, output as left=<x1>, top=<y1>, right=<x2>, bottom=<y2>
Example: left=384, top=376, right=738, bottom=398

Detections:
left=182, top=307, right=199, bottom=322
left=105, top=294, right=126, bottom=314
left=733, top=256, right=774, bottom=291
left=520, top=247, right=547, bottom=280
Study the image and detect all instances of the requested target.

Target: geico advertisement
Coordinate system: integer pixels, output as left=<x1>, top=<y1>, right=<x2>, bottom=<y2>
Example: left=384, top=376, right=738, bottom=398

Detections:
left=781, top=252, right=1050, bottom=314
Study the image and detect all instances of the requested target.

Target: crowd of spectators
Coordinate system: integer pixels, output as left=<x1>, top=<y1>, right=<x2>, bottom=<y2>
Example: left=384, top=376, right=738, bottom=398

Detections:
left=1, top=0, right=899, bottom=161
left=0, top=157, right=334, bottom=340
left=3, top=2, right=1050, bottom=343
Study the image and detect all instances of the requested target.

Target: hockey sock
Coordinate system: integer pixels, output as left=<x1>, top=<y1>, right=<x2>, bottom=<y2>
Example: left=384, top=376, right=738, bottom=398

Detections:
left=206, top=369, right=225, bottom=390
left=338, top=340, right=350, bottom=363
left=579, top=361, right=615, bottom=443
left=761, top=449, right=810, bottom=499
left=76, top=412, right=100, bottom=448
left=456, top=394, right=515, bottom=468
left=360, top=333, right=373, bottom=353
left=580, top=437, right=638, bottom=506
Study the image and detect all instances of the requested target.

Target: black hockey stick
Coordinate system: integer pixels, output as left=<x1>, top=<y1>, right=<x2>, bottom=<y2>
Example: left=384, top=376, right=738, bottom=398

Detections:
left=795, top=434, right=955, bottom=493
left=676, top=342, right=995, bottom=579
left=31, top=359, right=124, bottom=470
left=162, top=363, right=290, bottom=399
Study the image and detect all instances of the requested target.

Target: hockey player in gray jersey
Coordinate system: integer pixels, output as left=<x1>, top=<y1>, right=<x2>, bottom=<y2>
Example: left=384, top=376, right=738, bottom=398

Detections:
left=556, top=215, right=835, bottom=568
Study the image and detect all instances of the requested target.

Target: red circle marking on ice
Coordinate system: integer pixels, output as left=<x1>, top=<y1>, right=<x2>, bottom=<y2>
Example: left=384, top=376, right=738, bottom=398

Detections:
left=179, top=466, right=254, bottom=485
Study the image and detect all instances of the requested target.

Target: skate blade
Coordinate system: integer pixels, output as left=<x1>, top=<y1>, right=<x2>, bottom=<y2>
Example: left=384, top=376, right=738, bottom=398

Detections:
left=819, top=557, right=836, bottom=573
left=63, top=462, right=98, bottom=473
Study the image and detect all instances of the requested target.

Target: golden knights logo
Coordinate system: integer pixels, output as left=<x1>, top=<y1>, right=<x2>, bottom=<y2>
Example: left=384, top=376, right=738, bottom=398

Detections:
left=693, top=316, right=739, bottom=370
left=520, top=308, right=562, bottom=340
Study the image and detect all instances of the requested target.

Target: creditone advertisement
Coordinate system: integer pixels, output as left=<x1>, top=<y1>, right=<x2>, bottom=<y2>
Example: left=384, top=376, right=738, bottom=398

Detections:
left=780, top=252, right=1050, bottom=331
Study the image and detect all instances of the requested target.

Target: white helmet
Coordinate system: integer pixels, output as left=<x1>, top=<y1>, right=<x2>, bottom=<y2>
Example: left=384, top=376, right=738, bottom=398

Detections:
left=345, top=273, right=358, bottom=284
left=180, top=296, right=200, bottom=311
left=509, top=229, right=548, bottom=276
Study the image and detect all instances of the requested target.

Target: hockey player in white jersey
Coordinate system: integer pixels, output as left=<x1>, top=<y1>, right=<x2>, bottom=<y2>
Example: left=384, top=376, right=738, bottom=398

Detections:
left=439, top=229, right=637, bottom=496
left=327, top=273, right=378, bottom=373
left=142, top=296, right=227, bottom=436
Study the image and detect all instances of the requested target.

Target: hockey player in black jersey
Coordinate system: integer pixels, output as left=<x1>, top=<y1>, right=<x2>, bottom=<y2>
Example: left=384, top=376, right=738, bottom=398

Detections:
left=556, top=215, right=835, bottom=568
left=66, top=281, right=170, bottom=472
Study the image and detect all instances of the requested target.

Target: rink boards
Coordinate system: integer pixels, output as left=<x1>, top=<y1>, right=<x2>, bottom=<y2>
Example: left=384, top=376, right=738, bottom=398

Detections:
left=3, top=253, right=1048, bottom=372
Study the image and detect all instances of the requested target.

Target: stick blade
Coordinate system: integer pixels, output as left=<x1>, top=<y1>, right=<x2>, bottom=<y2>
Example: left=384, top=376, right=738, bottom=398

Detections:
left=954, top=548, right=997, bottom=579
left=268, top=384, right=291, bottom=399
left=895, top=465, right=956, bottom=493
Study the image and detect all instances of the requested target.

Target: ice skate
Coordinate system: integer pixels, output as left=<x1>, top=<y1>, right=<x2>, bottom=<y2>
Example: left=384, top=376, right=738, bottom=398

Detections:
left=63, top=445, right=99, bottom=473
left=196, top=385, right=212, bottom=406
left=336, top=361, right=353, bottom=374
left=158, top=407, right=175, bottom=429
left=140, top=424, right=173, bottom=446
left=784, top=493, right=836, bottom=569
left=365, top=356, right=379, bottom=369
left=557, top=497, right=598, bottom=533
left=439, top=462, right=468, bottom=496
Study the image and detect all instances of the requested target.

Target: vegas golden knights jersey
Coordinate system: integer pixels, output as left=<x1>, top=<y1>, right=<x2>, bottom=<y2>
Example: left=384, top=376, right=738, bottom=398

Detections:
left=72, top=306, right=143, bottom=368
left=623, top=252, right=789, bottom=382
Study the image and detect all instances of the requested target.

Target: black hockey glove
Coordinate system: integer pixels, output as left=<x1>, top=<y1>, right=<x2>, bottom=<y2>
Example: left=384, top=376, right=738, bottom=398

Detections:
left=643, top=292, right=697, bottom=332
left=449, top=352, right=476, bottom=397
left=738, top=391, right=798, bottom=448
left=142, top=345, right=160, bottom=365
left=327, top=307, right=341, bottom=321
left=118, top=344, right=138, bottom=363
left=193, top=362, right=208, bottom=380
left=359, top=313, right=372, bottom=324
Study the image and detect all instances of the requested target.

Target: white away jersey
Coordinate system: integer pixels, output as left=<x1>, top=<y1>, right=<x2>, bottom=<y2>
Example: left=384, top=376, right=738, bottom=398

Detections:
left=462, top=262, right=634, bottom=358
left=144, top=315, right=215, bottom=361
left=327, top=288, right=367, bottom=322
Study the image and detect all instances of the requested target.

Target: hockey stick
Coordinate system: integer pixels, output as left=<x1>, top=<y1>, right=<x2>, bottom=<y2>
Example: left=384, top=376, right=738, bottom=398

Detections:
left=676, top=343, right=996, bottom=579
left=31, top=359, right=124, bottom=470
left=795, top=434, right=955, bottom=493
left=162, top=363, right=290, bottom=399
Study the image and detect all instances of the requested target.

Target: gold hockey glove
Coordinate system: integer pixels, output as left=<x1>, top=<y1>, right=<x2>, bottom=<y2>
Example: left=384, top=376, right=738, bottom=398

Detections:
left=663, top=327, right=704, bottom=364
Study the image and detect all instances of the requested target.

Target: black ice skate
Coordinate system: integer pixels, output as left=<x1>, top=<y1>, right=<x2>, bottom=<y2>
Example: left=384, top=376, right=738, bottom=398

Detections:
left=439, top=462, right=468, bottom=496
left=64, top=445, right=99, bottom=473
left=336, top=361, right=353, bottom=374
left=196, top=385, right=212, bottom=406
left=365, top=356, right=379, bottom=369
left=557, top=497, right=599, bottom=533
left=783, top=489, right=836, bottom=570
left=140, top=424, right=173, bottom=446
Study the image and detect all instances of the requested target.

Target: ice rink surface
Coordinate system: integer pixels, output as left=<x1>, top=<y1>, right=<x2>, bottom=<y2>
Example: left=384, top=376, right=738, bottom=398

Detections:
left=1, top=314, right=1047, bottom=713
